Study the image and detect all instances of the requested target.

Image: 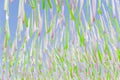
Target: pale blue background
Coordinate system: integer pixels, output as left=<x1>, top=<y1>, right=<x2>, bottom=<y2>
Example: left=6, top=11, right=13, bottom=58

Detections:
left=0, top=0, right=117, bottom=55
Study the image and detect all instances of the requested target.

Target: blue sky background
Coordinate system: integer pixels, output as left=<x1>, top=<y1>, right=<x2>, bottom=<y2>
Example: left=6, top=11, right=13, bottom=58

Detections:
left=0, top=0, right=117, bottom=54
left=0, top=0, right=34, bottom=54
left=0, top=0, right=70, bottom=54
left=0, top=0, right=21, bottom=54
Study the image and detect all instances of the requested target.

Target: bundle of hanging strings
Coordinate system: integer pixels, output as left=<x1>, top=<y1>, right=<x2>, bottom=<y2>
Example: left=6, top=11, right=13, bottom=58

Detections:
left=0, top=0, right=120, bottom=79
